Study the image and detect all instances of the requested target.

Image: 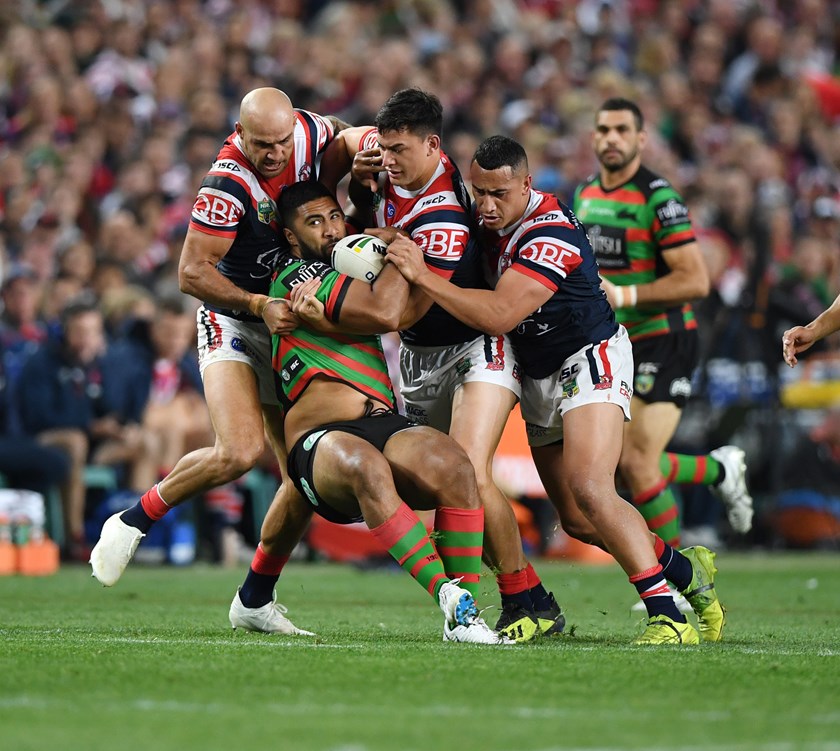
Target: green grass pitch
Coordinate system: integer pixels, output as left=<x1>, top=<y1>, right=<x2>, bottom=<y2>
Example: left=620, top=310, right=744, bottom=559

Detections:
left=1, top=552, right=839, bottom=751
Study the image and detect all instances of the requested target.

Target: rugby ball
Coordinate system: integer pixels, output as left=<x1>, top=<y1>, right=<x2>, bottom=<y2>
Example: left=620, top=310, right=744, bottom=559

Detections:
left=331, top=233, right=387, bottom=283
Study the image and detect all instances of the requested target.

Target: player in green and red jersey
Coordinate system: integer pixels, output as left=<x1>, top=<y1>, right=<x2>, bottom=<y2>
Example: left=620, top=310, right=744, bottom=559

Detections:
left=573, top=98, right=753, bottom=562
left=229, top=180, right=508, bottom=644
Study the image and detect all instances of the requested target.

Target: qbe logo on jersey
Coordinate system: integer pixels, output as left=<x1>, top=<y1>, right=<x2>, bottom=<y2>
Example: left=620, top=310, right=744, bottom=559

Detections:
left=520, top=240, right=578, bottom=272
left=415, top=227, right=468, bottom=259
left=193, top=190, right=241, bottom=228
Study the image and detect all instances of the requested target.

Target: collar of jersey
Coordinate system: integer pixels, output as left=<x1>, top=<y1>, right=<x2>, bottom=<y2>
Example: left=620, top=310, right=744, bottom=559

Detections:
left=392, top=159, right=445, bottom=199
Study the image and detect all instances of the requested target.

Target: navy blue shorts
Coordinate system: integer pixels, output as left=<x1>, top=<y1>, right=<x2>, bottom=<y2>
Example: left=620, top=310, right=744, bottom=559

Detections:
left=287, top=412, right=418, bottom=524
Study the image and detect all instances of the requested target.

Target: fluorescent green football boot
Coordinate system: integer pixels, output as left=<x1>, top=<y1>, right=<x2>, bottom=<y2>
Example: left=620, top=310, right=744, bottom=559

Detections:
left=634, top=615, right=699, bottom=645
left=534, top=592, right=566, bottom=637
left=680, top=545, right=726, bottom=642
left=494, top=603, right=540, bottom=643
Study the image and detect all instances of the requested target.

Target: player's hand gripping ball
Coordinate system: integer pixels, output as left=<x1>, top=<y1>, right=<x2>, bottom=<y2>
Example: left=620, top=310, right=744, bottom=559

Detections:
left=331, top=234, right=387, bottom=283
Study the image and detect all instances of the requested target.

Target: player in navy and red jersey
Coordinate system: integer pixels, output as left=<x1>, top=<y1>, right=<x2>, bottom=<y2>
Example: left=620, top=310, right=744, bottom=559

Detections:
left=289, top=89, right=563, bottom=643
left=388, top=135, right=726, bottom=645
left=91, top=89, right=350, bottom=635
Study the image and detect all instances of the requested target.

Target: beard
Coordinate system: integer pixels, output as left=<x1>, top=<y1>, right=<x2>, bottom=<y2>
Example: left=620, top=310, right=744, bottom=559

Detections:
left=599, top=146, right=638, bottom=172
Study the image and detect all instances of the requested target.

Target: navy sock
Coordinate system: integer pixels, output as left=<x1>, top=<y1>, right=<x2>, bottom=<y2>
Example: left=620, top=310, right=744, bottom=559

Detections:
left=632, top=567, right=686, bottom=622
left=658, top=544, right=693, bottom=592
left=528, top=582, right=553, bottom=611
left=120, top=502, right=155, bottom=533
left=239, top=569, right=280, bottom=609
left=501, top=590, right=534, bottom=611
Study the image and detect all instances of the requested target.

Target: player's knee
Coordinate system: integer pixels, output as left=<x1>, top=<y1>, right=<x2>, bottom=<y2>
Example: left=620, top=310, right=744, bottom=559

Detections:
left=567, top=477, right=605, bottom=519
left=444, top=459, right=481, bottom=509
left=560, top=512, right=601, bottom=545
left=215, top=441, right=262, bottom=480
left=329, top=443, right=386, bottom=496
left=618, top=444, right=652, bottom=478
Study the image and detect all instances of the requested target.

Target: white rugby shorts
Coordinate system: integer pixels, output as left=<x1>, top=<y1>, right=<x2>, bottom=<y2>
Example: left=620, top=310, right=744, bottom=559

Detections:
left=196, top=306, right=280, bottom=407
left=521, top=325, right=633, bottom=447
left=399, top=333, right=521, bottom=431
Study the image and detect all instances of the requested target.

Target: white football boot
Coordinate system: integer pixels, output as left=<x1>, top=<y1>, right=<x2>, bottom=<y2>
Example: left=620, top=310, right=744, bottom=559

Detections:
left=438, top=579, right=513, bottom=645
left=229, top=589, right=315, bottom=636
left=90, top=512, right=145, bottom=586
left=710, top=445, right=754, bottom=534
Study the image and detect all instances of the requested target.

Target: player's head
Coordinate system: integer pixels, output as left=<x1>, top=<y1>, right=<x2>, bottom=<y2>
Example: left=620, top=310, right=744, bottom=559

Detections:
left=278, top=181, right=346, bottom=262
left=593, top=97, right=646, bottom=175
left=469, top=135, right=532, bottom=232
left=374, top=88, right=443, bottom=191
left=235, top=87, right=296, bottom=179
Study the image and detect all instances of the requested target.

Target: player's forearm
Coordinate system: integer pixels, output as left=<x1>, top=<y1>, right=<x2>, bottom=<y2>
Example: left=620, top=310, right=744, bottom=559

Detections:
left=338, top=266, right=409, bottom=333
left=179, top=260, right=267, bottom=316
left=623, top=270, right=710, bottom=308
left=412, top=272, right=515, bottom=336
left=808, top=295, right=840, bottom=340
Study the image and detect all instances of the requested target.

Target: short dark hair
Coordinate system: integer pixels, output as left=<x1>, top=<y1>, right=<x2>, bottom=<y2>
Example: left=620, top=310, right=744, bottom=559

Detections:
left=472, top=135, right=529, bottom=173
left=375, top=88, right=443, bottom=139
left=277, top=181, right=338, bottom=228
left=598, top=97, right=644, bottom=130
left=60, top=293, right=101, bottom=327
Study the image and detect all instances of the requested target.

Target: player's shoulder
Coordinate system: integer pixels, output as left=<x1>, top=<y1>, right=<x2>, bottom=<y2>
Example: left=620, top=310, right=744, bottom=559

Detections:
left=531, top=191, right=574, bottom=223
left=208, top=135, right=253, bottom=177
left=293, top=109, right=331, bottom=129
left=580, top=172, right=599, bottom=189
left=636, top=165, right=679, bottom=199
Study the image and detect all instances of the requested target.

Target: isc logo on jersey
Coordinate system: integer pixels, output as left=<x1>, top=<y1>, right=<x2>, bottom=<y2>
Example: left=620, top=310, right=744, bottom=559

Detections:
left=414, top=227, right=468, bottom=259
left=193, top=189, right=242, bottom=228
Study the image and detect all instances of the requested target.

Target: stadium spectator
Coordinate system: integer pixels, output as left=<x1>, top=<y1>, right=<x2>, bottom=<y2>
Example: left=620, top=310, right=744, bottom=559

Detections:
left=0, top=263, right=47, bottom=391
left=127, top=296, right=212, bottom=478
left=0, top=339, right=70, bottom=500
left=17, top=297, right=151, bottom=559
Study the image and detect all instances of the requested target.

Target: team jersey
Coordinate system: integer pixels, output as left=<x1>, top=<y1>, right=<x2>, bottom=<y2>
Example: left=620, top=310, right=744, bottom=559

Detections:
left=481, top=190, right=617, bottom=379
left=573, top=164, right=697, bottom=341
left=360, top=129, right=484, bottom=346
left=269, top=255, right=395, bottom=414
left=190, top=109, right=335, bottom=321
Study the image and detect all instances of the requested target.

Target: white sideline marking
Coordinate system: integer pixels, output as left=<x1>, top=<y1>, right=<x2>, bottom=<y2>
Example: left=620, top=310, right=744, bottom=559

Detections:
left=3, top=631, right=362, bottom=649
left=6, top=630, right=839, bottom=656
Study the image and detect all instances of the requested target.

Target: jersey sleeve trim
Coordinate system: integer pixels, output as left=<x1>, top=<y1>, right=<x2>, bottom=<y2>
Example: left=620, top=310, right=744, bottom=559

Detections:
left=509, top=263, right=559, bottom=292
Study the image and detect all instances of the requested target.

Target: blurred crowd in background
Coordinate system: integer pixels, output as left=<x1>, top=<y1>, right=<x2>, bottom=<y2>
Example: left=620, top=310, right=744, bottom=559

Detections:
left=2, top=0, right=840, bottom=563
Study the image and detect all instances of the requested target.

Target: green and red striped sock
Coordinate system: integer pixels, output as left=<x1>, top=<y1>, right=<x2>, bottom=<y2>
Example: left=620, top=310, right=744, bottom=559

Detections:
left=434, top=506, right=484, bottom=597
left=632, top=478, right=681, bottom=547
left=370, top=503, right=447, bottom=599
left=660, top=452, right=723, bottom=486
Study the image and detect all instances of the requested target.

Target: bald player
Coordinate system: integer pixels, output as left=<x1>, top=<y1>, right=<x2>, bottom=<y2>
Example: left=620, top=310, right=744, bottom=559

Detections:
left=90, top=89, right=342, bottom=632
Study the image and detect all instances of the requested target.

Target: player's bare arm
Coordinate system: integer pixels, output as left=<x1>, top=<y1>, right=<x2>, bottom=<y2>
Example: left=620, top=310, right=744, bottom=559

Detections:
left=178, top=227, right=295, bottom=335
left=602, top=241, right=709, bottom=309
left=782, top=292, right=840, bottom=367
left=319, top=126, right=374, bottom=193
left=289, top=262, right=409, bottom=335
left=179, top=228, right=262, bottom=315
left=387, top=237, right=552, bottom=336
